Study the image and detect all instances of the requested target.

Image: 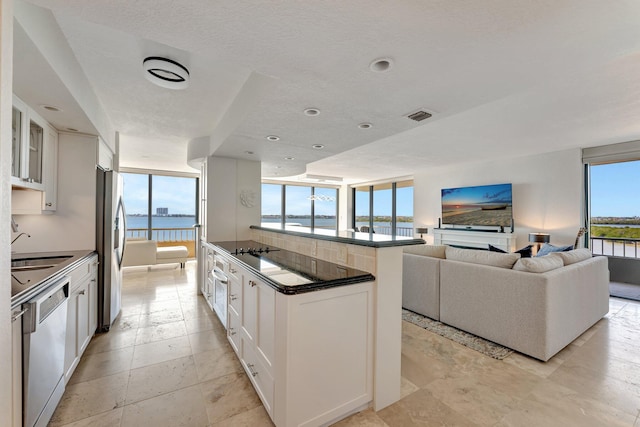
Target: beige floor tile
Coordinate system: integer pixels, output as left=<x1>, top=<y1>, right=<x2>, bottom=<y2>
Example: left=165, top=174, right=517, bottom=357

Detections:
left=56, top=407, right=123, bottom=427
left=377, top=388, right=479, bottom=427
left=495, top=380, right=636, bottom=427
left=332, top=408, right=389, bottom=427
left=84, top=328, right=138, bottom=356
left=209, top=405, right=274, bottom=427
left=137, top=308, right=185, bottom=327
left=68, top=346, right=134, bottom=385
left=111, top=313, right=141, bottom=332
left=134, top=319, right=188, bottom=345
left=400, top=376, right=420, bottom=399
left=193, top=345, right=244, bottom=382
left=131, top=335, right=193, bottom=369
left=185, top=313, right=220, bottom=334
left=188, top=328, right=228, bottom=354
left=200, top=372, right=262, bottom=424
left=49, top=371, right=129, bottom=426
left=125, top=355, right=200, bottom=404
left=121, top=384, right=209, bottom=427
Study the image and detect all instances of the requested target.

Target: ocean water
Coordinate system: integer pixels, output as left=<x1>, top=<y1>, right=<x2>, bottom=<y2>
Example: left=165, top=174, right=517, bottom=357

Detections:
left=126, top=215, right=197, bottom=241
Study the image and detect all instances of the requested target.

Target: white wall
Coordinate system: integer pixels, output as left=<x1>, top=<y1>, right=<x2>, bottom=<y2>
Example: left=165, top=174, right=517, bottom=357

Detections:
left=413, top=148, right=584, bottom=248
left=12, top=133, right=98, bottom=252
left=206, top=156, right=261, bottom=242
left=1, top=0, right=14, bottom=424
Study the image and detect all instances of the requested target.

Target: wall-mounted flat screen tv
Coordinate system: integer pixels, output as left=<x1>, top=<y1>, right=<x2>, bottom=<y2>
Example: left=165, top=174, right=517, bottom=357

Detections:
left=441, top=183, right=513, bottom=228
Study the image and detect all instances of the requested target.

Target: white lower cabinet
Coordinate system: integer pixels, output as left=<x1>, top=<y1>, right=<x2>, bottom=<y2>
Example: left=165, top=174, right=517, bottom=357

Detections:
left=64, top=254, right=99, bottom=383
left=11, top=308, right=23, bottom=427
left=225, top=257, right=374, bottom=427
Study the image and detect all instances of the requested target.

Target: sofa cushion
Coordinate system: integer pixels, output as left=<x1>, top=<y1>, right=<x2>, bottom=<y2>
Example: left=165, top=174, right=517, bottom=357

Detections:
left=536, top=243, right=573, bottom=257
left=488, top=244, right=533, bottom=258
left=554, top=248, right=592, bottom=265
left=445, top=246, right=520, bottom=269
left=513, top=254, right=564, bottom=273
left=404, top=244, right=447, bottom=259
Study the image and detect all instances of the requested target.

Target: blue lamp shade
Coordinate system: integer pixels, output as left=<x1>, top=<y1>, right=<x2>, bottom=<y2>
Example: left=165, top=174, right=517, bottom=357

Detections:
left=529, top=233, right=550, bottom=244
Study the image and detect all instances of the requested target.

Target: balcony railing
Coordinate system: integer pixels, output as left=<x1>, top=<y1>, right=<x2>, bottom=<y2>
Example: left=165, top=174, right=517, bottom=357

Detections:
left=591, top=236, right=640, bottom=259
left=371, top=226, right=414, bottom=237
left=126, top=227, right=196, bottom=257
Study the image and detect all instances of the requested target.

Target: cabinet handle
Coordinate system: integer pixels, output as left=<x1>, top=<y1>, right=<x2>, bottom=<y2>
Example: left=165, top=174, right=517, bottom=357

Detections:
left=11, top=308, right=28, bottom=322
left=79, top=290, right=86, bottom=295
left=45, top=202, right=52, bottom=207
left=230, top=268, right=237, bottom=274
left=229, top=327, right=236, bottom=336
left=249, top=280, right=257, bottom=287
left=247, top=363, right=258, bottom=377
left=230, top=294, right=237, bottom=301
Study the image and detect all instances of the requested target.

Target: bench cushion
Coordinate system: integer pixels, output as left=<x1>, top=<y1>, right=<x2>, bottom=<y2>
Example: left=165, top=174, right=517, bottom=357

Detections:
left=156, top=245, right=188, bottom=260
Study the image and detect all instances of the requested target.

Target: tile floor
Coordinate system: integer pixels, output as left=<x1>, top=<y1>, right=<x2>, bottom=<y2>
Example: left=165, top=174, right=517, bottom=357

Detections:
left=51, top=262, right=640, bottom=426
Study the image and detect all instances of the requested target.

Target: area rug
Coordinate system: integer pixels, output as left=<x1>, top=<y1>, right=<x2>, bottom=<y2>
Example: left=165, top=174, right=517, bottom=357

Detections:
left=402, top=309, right=513, bottom=360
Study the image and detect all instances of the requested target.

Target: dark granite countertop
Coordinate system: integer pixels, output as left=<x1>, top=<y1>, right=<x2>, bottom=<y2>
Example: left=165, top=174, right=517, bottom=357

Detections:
left=250, top=224, right=425, bottom=248
left=212, top=240, right=375, bottom=295
left=11, top=250, right=96, bottom=309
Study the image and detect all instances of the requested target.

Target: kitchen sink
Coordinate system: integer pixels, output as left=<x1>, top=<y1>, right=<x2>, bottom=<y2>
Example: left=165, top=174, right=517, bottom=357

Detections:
left=11, top=255, right=73, bottom=268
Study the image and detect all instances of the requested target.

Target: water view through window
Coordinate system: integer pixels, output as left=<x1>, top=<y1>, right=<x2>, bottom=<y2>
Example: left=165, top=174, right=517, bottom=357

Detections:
left=261, top=183, right=338, bottom=230
left=354, top=180, right=414, bottom=236
left=590, top=160, right=640, bottom=258
left=122, top=173, right=198, bottom=255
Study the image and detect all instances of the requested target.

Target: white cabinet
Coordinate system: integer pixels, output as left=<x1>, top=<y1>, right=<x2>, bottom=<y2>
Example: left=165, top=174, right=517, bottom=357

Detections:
left=64, top=254, right=99, bottom=383
left=222, top=254, right=373, bottom=427
left=42, top=124, right=58, bottom=211
left=97, top=137, right=113, bottom=171
left=11, top=95, right=46, bottom=191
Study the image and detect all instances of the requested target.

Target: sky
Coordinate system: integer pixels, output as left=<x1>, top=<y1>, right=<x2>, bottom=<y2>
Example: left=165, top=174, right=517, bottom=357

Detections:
left=122, top=173, right=197, bottom=215
left=591, top=160, right=640, bottom=217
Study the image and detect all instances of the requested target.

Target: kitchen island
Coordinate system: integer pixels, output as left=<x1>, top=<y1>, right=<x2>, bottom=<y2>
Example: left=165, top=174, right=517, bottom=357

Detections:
left=204, top=240, right=374, bottom=427
left=204, top=225, right=423, bottom=426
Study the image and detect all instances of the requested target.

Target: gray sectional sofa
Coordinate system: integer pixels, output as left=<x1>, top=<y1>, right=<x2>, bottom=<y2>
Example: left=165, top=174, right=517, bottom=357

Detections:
left=402, top=245, right=610, bottom=361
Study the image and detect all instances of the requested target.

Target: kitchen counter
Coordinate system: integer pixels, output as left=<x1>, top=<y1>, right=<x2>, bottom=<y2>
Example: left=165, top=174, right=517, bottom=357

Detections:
left=11, top=250, right=96, bottom=308
left=250, top=224, right=425, bottom=247
left=212, top=240, right=375, bottom=295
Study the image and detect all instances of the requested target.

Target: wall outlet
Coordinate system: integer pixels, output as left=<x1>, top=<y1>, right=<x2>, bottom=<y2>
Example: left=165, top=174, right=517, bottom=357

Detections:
left=337, top=245, right=347, bottom=263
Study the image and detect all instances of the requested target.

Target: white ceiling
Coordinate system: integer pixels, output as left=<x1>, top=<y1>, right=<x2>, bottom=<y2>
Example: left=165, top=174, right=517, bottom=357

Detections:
left=13, top=0, right=640, bottom=182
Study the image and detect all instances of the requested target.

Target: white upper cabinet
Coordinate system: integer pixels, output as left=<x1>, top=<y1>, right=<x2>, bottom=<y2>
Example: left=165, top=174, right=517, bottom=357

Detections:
left=42, top=124, right=59, bottom=211
left=97, top=137, right=113, bottom=171
left=11, top=95, right=53, bottom=193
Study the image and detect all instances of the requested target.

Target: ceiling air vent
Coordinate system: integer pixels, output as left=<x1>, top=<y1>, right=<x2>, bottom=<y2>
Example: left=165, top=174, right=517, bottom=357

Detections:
left=407, top=110, right=432, bottom=122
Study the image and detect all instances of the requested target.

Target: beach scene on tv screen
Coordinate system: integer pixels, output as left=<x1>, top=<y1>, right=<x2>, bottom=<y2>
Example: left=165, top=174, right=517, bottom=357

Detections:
left=442, top=183, right=513, bottom=227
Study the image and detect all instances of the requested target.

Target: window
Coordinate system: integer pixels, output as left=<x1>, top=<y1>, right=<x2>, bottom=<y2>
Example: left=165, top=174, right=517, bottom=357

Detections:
left=353, top=179, right=414, bottom=236
left=122, top=172, right=198, bottom=247
left=261, top=183, right=338, bottom=230
left=590, top=160, right=640, bottom=258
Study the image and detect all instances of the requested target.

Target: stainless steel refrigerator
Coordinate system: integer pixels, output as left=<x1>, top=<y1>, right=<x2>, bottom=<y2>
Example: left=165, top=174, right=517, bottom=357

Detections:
left=96, top=168, right=126, bottom=332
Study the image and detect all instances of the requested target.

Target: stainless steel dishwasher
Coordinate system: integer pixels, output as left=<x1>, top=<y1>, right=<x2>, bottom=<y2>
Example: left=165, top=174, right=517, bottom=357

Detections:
left=22, top=276, right=70, bottom=427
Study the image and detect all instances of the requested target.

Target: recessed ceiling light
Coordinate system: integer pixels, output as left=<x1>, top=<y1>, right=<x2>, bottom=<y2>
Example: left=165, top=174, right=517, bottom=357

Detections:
left=312, top=144, right=324, bottom=149
left=40, top=104, right=62, bottom=112
left=245, top=151, right=254, bottom=155
left=66, top=128, right=79, bottom=132
left=358, top=122, right=373, bottom=129
left=143, top=56, right=190, bottom=90
left=304, top=108, right=320, bottom=116
left=369, top=57, right=393, bottom=72
left=284, top=156, right=295, bottom=161
left=266, top=135, right=280, bottom=142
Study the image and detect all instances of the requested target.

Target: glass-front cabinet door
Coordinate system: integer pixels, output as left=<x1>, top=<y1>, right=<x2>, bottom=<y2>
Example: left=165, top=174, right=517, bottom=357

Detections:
left=12, top=106, right=22, bottom=178
left=28, top=118, right=44, bottom=185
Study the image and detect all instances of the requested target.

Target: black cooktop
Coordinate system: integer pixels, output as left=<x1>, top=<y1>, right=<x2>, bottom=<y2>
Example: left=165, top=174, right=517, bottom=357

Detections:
left=212, top=240, right=375, bottom=294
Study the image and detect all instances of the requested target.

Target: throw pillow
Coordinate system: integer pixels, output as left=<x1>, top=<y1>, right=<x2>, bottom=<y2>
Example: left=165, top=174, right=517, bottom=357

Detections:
left=445, top=246, right=520, bottom=269
left=554, top=248, right=592, bottom=265
left=488, top=244, right=533, bottom=258
left=513, top=254, right=564, bottom=273
left=403, top=244, right=446, bottom=259
left=536, top=243, right=573, bottom=257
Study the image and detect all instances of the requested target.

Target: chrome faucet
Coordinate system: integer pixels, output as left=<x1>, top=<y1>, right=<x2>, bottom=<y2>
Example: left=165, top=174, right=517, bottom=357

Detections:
left=11, top=232, right=31, bottom=245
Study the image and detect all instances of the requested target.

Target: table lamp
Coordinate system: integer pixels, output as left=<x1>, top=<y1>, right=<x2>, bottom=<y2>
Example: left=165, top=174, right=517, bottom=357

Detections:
left=529, top=232, right=550, bottom=253
left=416, top=227, right=428, bottom=238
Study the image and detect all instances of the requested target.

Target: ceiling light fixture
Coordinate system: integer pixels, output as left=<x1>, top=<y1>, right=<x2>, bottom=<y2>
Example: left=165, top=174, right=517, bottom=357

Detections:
left=284, top=156, right=295, bottom=161
left=358, top=122, right=373, bottom=129
left=369, top=57, right=393, bottom=72
left=266, top=135, right=280, bottom=142
left=303, top=174, right=343, bottom=183
left=143, top=56, right=190, bottom=90
left=245, top=151, right=254, bottom=155
left=312, top=144, right=324, bottom=149
left=304, top=108, right=320, bottom=116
